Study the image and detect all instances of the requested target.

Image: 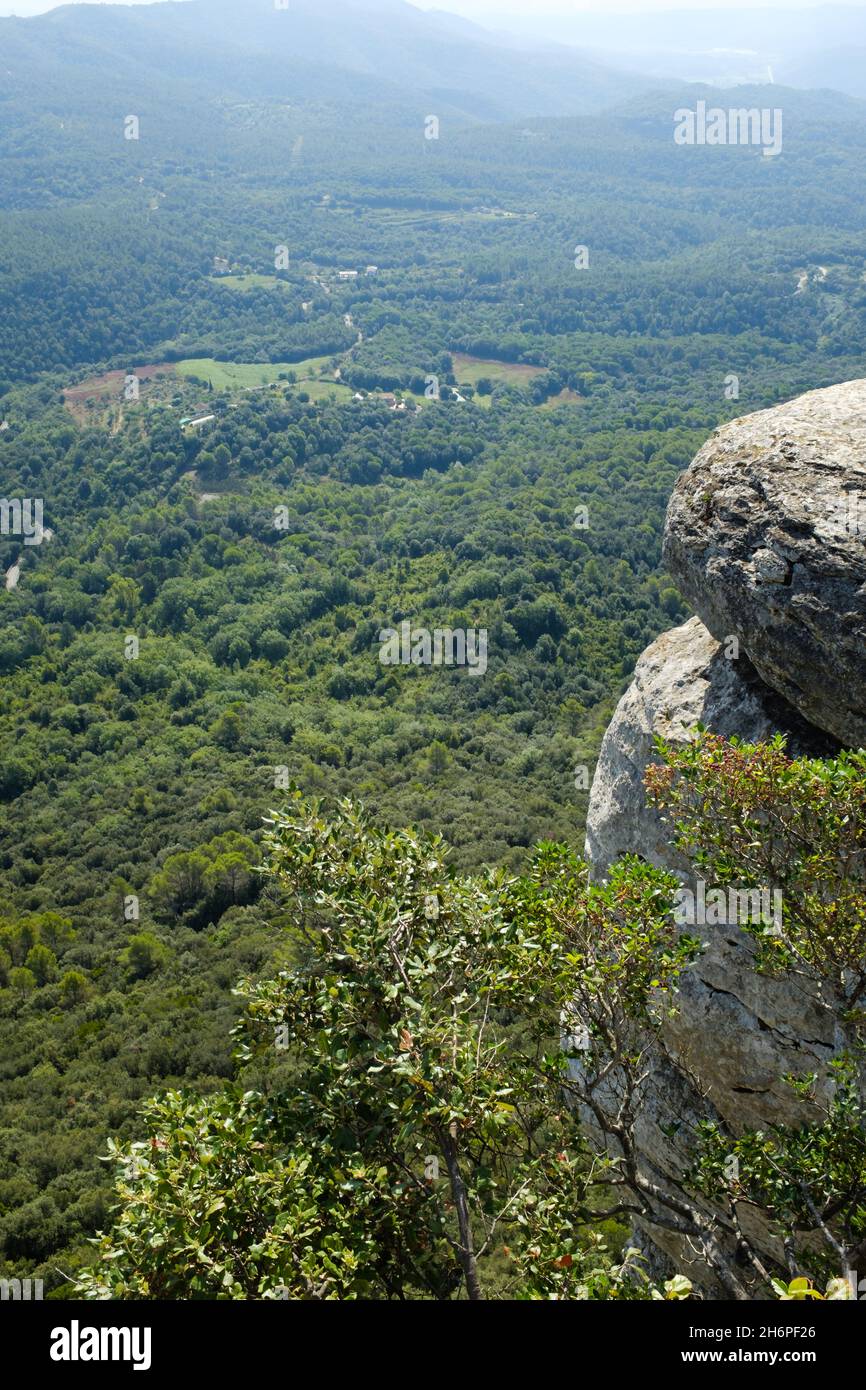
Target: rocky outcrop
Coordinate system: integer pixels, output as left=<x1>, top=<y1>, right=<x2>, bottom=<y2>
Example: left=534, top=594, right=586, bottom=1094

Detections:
left=664, top=379, right=866, bottom=746
left=585, top=380, right=865, bottom=1293
left=587, top=617, right=841, bottom=1292
left=585, top=615, right=837, bottom=876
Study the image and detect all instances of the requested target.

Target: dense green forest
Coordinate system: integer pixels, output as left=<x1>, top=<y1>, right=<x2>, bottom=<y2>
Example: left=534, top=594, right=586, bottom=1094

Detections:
left=1, top=0, right=866, bottom=1295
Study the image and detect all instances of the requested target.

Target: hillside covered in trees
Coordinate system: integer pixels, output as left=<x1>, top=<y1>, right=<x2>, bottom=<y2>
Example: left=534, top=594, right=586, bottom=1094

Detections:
left=1, top=0, right=865, bottom=1300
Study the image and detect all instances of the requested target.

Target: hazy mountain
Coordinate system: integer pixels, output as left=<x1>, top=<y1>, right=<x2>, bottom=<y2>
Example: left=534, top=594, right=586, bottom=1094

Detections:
left=785, top=45, right=866, bottom=99
left=486, top=5, right=866, bottom=98
left=0, top=0, right=650, bottom=122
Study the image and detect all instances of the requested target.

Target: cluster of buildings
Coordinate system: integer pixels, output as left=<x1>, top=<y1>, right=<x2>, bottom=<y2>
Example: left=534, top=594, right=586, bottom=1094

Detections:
left=351, top=391, right=417, bottom=413
left=212, top=256, right=379, bottom=283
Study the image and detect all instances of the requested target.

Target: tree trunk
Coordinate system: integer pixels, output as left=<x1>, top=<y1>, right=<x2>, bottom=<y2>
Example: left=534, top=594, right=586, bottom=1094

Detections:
left=441, top=1130, right=484, bottom=1301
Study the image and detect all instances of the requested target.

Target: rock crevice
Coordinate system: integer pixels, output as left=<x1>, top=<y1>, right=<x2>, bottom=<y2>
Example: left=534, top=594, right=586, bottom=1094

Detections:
left=585, top=380, right=866, bottom=1291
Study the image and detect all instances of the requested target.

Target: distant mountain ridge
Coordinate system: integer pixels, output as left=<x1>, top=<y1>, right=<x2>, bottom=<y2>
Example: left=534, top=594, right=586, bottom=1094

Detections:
left=487, top=4, right=866, bottom=100
left=0, top=0, right=650, bottom=121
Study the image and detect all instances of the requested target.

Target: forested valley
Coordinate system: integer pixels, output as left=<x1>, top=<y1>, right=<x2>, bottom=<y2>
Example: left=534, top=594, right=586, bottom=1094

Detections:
left=2, top=0, right=866, bottom=1298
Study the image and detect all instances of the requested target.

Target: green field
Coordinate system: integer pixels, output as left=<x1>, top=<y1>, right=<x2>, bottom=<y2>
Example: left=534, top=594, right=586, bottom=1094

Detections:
left=540, top=387, right=585, bottom=409
left=452, top=352, right=545, bottom=388
left=210, top=274, right=288, bottom=292
left=176, top=356, right=335, bottom=390
left=298, top=379, right=355, bottom=403
left=369, top=208, right=536, bottom=227
left=175, top=355, right=561, bottom=404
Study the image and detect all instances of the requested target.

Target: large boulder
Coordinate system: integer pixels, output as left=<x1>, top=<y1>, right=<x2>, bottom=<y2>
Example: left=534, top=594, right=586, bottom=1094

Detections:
left=586, top=615, right=837, bottom=874
left=663, top=379, right=866, bottom=747
left=585, top=616, right=842, bottom=1292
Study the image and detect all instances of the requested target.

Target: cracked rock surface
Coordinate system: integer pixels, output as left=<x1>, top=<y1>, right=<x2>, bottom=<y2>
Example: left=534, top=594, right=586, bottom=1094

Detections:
left=585, top=616, right=836, bottom=876
left=585, top=382, right=866, bottom=1290
left=664, top=378, right=866, bottom=745
left=586, top=616, right=842, bottom=1289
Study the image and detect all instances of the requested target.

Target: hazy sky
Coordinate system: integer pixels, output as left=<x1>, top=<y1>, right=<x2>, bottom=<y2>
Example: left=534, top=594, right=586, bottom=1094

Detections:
left=425, top=0, right=857, bottom=11
left=0, top=0, right=854, bottom=16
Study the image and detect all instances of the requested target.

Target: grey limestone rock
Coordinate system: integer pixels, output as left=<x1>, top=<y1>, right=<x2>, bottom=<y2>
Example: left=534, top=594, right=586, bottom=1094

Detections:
left=663, top=379, right=866, bottom=746
left=584, top=382, right=866, bottom=1289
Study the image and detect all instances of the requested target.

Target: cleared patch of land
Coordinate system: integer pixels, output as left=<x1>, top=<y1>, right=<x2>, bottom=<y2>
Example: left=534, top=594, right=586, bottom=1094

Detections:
left=452, top=353, right=545, bottom=388
left=175, top=356, right=333, bottom=390
left=62, top=365, right=177, bottom=424
left=210, top=274, right=289, bottom=292
left=62, top=351, right=577, bottom=430
left=365, top=207, right=536, bottom=227
left=299, top=380, right=355, bottom=403
left=540, top=388, right=585, bottom=409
